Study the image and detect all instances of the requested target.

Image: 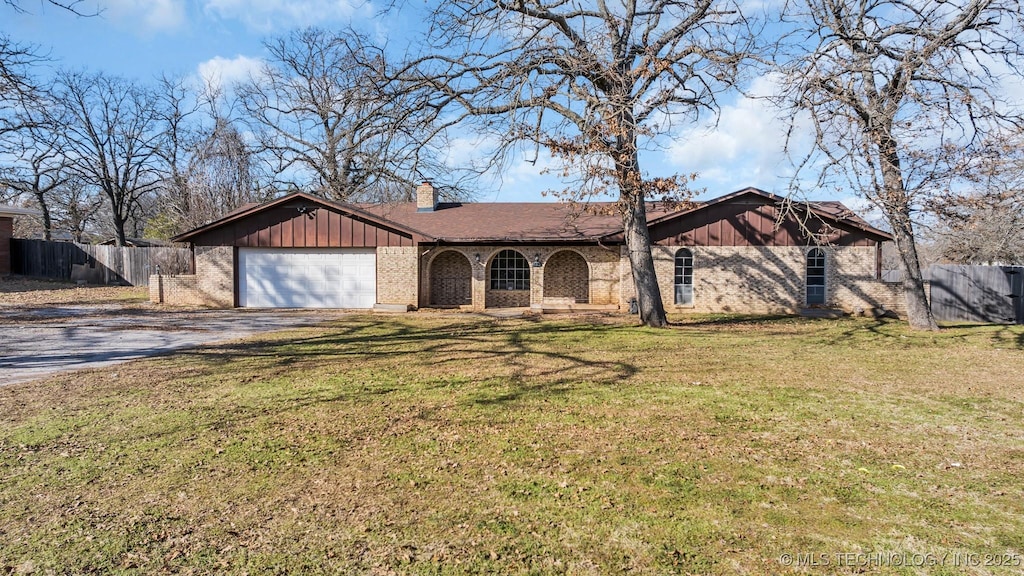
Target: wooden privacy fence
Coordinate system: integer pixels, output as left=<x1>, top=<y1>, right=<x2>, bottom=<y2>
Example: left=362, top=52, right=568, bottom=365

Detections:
left=929, top=265, right=1024, bottom=324
left=10, top=239, right=193, bottom=287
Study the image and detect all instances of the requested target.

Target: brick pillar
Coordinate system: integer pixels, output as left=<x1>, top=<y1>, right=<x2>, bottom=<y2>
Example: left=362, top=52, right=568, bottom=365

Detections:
left=0, top=217, right=13, bottom=276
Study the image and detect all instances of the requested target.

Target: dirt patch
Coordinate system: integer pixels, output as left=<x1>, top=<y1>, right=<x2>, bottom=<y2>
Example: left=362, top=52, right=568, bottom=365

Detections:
left=0, top=276, right=149, bottom=307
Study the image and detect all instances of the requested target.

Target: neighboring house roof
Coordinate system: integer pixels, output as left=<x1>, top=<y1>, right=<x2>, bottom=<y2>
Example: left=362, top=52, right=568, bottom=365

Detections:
left=98, top=237, right=176, bottom=247
left=171, top=187, right=893, bottom=245
left=0, top=206, right=41, bottom=218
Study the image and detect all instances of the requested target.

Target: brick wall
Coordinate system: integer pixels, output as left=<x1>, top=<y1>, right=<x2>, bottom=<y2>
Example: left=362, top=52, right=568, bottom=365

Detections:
left=194, top=246, right=234, bottom=307
left=646, top=245, right=903, bottom=314
left=377, top=246, right=419, bottom=307
left=151, top=246, right=233, bottom=307
left=0, top=217, right=12, bottom=275
left=149, top=274, right=206, bottom=305
left=426, top=250, right=473, bottom=306
left=543, top=250, right=591, bottom=303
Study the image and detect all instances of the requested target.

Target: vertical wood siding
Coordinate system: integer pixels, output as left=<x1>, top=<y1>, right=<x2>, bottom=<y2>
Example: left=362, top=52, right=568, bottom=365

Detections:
left=649, top=200, right=877, bottom=247
left=188, top=200, right=413, bottom=248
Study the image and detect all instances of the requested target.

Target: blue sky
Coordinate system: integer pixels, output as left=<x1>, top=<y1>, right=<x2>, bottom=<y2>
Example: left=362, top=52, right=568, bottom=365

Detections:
left=5, top=0, right=823, bottom=206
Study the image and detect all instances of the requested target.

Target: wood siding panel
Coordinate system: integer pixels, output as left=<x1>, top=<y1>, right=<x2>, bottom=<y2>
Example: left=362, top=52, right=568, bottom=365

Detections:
left=188, top=199, right=413, bottom=248
left=281, top=218, right=292, bottom=248
left=304, top=213, right=316, bottom=247
left=649, top=196, right=881, bottom=248
left=316, top=212, right=329, bottom=247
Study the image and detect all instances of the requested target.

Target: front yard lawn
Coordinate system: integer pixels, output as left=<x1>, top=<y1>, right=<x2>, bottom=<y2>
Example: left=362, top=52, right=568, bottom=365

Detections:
left=1, top=314, right=1022, bottom=574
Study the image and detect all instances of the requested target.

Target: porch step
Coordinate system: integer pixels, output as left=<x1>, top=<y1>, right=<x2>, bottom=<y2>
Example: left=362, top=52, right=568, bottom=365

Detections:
left=799, top=308, right=846, bottom=319
left=532, top=303, right=621, bottom=314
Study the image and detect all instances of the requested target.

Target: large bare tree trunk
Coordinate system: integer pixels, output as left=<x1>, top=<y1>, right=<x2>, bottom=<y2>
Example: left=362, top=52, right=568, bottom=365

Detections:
left=622, top=191, right=667, bottom=326
left=890, top=213, right=937, bottom=330
left=877, top=135, right=938, bottom=330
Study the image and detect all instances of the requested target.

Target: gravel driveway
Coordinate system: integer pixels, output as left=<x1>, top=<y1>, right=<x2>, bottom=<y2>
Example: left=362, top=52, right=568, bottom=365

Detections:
left=0, top=305, right=347, bottom=386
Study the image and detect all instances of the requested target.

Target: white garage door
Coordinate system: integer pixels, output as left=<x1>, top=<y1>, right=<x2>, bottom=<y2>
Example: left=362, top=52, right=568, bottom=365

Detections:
left=239, top=248, right=376, bottom=308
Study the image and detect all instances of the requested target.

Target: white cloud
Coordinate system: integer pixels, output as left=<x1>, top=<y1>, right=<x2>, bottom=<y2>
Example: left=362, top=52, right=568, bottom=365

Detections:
left=102, top=0, right=187, bottom=32
left=662, top=73, right=815, bottom=196
left=197, top=55, right=264, bottom=94
left=201, top=0, right=373, bottom=32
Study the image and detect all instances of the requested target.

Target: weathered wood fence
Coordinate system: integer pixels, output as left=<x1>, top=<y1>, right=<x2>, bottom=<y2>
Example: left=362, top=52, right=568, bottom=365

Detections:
left=10, top=239, right=193, bottom=287
left=929, top=265, right=1023, bottom=324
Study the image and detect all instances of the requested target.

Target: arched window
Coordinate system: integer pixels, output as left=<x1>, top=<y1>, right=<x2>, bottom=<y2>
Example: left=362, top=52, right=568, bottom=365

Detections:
left=806, top=248, right=826, bottom=305
left=490, top=249, right=530, bottom=290
left=674, top=248, right=694, bottom=305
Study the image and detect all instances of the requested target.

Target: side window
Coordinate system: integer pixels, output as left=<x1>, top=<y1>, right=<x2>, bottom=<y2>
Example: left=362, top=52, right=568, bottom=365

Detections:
left=806, top=248, right=826, bottom=305
left=674, top=248, right=693, bottom=305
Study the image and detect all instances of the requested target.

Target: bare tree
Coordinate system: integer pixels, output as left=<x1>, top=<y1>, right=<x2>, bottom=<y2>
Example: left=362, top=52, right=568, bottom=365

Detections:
left=0, top=122, right=67, bottom=238
left=149, top=76, right=265, bottom=237
left=772, top=0, right=1024, bottom=329
left=0, top=36, right=44, bottom=139
left=50, top=176, right=103, bottom=241
left=930, top=137, right=1024, bottom=265
left=410, top=0, right=751, bottom=326
left=933, top=194, right=1024, bottom=265
left=238, top=27, right=457, bottom=202
left=53, top=70, right=163, bottom=246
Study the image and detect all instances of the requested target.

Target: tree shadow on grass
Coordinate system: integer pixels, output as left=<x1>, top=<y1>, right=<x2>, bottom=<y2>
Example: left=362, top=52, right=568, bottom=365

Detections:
left=173, top=315, right=639, bottom=412
left=938, top=323, right=1024, bottom=350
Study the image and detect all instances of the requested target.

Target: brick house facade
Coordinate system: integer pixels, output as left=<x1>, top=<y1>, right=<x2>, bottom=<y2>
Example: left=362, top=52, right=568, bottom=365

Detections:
left=155, top=186, right=902, bottom=315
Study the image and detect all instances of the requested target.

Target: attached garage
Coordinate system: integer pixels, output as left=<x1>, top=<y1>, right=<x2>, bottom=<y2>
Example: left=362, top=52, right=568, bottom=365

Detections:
left=239, top=248, right=376, bottom=308
left=169, top=195, right=420, bottom=310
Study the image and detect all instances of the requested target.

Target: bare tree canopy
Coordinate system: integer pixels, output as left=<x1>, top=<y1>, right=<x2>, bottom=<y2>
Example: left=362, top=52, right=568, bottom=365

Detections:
left=931, top=136, right=1024, bottom=265
left=411, top=0, right=753, bottom=326
left=238, top=27, right=454, bottom=202
left=0, top=117, right=67, bottom=239
left=933, top=193, right=1024, bottom=265
left=53, top=71, right=163, bottom=246
left=0, top=36, right=45, bottom=138
left=773, top=0, right=1024, bottom=329
left=3, top=0, right=98, bottom=16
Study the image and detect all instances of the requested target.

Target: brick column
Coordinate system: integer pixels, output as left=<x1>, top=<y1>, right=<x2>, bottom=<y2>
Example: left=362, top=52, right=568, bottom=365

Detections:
left=0, top=217, right=13, bottom=276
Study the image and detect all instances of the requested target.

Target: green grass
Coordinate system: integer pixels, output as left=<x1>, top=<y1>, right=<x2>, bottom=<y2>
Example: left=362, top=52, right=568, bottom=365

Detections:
left=1, top=314, right=1023, bottom=574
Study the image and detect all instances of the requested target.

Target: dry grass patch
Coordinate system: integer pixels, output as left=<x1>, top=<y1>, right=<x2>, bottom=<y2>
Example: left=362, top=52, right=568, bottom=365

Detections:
left=0, top=276, right=148, bottom=307
left=1, top=314, right=1022, bottom=574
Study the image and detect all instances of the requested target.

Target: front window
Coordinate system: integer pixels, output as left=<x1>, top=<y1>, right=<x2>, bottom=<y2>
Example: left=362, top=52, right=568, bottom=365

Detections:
left=806, top=248, right=826, bottom=305
left=490, top=249, right=530, bottom=290
left=674, top=248, right=693, bottom=305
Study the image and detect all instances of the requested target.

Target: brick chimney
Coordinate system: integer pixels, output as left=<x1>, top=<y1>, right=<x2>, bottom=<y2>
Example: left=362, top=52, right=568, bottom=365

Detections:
left=416, top=180, right=438, bottom=212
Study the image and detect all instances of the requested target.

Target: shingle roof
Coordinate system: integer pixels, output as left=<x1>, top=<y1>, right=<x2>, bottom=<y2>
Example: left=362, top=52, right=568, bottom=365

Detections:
left=172, top=186, right=893, bottom=244
left=359, top=201, right=676, bottom=243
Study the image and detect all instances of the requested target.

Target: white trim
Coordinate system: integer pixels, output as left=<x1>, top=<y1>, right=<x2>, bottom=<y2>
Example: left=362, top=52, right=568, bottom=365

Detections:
left=0, top=206, right=41, bottom=218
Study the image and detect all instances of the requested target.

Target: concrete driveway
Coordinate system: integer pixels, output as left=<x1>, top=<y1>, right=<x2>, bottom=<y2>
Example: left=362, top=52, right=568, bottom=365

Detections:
left=0, top=305, right=347, bottom=386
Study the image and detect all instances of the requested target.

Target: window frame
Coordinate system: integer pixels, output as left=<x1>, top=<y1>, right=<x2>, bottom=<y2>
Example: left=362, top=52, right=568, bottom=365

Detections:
left=489, top=249, right=531, bottom=291
left=674, top=248, right=694, bottom=306
left=806, top=247, right=827, bottom=305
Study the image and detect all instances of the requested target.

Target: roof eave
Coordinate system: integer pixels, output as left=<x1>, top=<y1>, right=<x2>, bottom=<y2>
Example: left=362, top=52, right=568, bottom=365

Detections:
left=171, top=192, right=436, bottom=244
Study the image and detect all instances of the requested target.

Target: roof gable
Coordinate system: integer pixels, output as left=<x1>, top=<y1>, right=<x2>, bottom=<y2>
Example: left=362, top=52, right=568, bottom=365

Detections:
left=172, top=192, right=432, bottom=245
left=172, top=192, right=428, bottom=247
left=636, top=187, right=892, bottom=246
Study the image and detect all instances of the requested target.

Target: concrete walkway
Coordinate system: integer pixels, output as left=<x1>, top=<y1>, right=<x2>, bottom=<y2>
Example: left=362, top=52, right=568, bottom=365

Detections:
left=0, top=306, right=347, bottom=387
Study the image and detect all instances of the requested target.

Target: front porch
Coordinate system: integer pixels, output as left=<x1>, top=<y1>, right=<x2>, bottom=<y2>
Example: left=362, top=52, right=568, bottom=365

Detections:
left=419, top=245, right=625, bottom=312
